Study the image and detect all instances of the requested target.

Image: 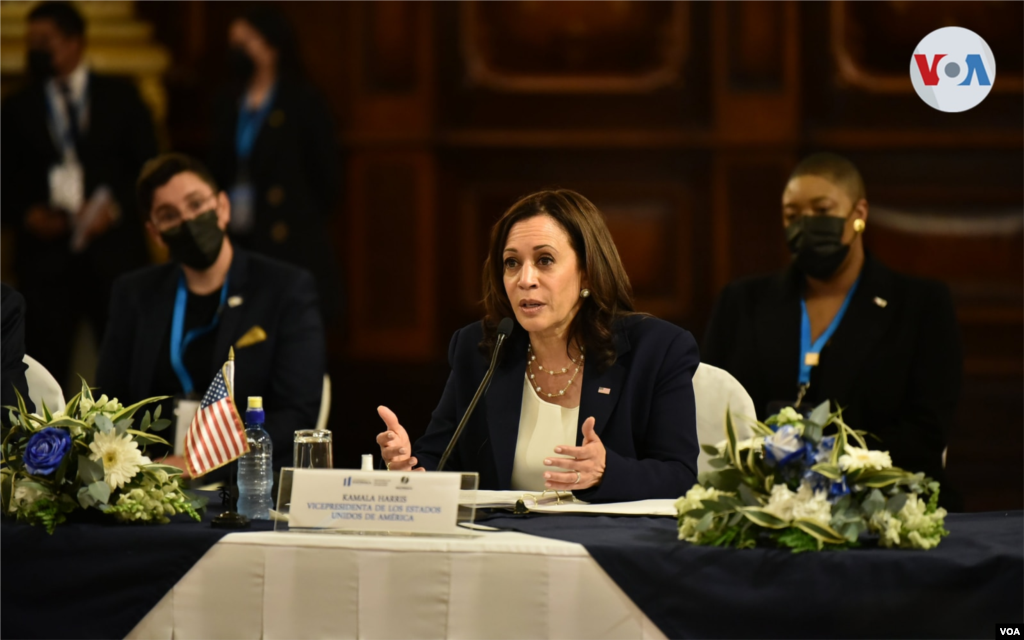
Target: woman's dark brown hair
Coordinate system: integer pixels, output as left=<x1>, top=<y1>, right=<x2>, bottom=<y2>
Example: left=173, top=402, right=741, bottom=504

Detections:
left=480, top=189, right=635, bottom=372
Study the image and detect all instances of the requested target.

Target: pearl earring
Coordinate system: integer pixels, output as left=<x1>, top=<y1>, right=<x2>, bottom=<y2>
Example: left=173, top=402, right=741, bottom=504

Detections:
left=580, top=289, right=591, bottom=298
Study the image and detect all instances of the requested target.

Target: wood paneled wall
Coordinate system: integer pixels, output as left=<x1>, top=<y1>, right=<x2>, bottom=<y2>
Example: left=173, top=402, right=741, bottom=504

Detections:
left=135, top=0, right=1022, bottom=509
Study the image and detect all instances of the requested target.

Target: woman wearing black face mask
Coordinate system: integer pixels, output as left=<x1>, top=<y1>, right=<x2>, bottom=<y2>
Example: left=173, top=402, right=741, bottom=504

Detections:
left=703, top=153, right=963, bottom=510
left=208, top=6, right=342, bottom=323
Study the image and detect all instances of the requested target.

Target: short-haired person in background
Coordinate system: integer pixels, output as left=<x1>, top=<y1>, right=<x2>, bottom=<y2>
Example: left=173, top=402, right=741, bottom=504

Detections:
left=207, top=6, right=342, bottom=322
left=376, top=190, right=700, bottom=503
left=1, top=284, right=33, bottom=421
left=1, top=1, right=158, bottom=387
left=96, top=153, right=326, bottom=481
left=703, top=153, right=963, bottom=509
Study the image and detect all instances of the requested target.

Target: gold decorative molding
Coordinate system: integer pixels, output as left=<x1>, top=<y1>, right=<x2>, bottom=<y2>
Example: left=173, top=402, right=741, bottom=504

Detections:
left=0, top=0, right=170, bottom=122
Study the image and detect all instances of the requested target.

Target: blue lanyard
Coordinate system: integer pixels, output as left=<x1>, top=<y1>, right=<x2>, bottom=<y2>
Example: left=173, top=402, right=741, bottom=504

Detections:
left=45, top=81, right=88, bottom=154
left=235, top=85, right=277, bottom=161
left=170, top=274, right=229, bottom=395
left=798, top=277, right=860, bottom=386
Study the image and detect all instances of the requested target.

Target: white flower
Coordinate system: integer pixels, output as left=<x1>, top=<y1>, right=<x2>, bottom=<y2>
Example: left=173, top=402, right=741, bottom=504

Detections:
left=776, top=406, right=803, bottom=426
left=764, top=425, right=805, bottom=465
left=838, top=446, right=892, bottom=472
left=675, top=484, right=729, bottom=515
left=88, top=431, right=151, bottom=489
left=81, top=394, right=121, bottom=416
left=10, top=481, right=46, bottom=512
left=869, top=510, right=903, bottom=547
left=763, top=482, right=831, bottom=527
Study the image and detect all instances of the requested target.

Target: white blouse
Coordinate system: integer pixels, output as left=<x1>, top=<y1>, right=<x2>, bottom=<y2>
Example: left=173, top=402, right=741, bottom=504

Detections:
left=510, top=374, right=580, bottom=491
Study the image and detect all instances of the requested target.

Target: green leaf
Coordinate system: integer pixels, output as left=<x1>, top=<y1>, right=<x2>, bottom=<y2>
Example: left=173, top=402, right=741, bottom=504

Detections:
left=127, top=430, right=170, bottom=447
left=94, top=415, right=114, bottom=435
left=715, top=494, right=745, bottom=510
left=701, top=443, right=721, bottom=456
left=77, top=485, right=96, bottom=509
left=737, top=482, right=764, bottom=507
left=793, top=518, right=847, bottom=545
left=45, top=417, right=89, bottom=431
left=725, top=408, right=743, bottom=473
left=695, top=511, right=715, bottom=533
left=144, top=463, right=184, bottom=476
left=857, top=469, right=909, bottom=488
left=63, top=390, right=82, bottom=420
left=114, top=419, right=131, bottom=437
left=701, top=499, right=736, bottom=513
left=886, top=493, right=909, bottom=514
left=79, top=376, right=94, bottom=402
left=860, top=488, right=886, bottom=516
left=154, top=404, right=162, bottom=421
left=727, top=512, right=744, bottom=527
left=149, top=418, right=172, bottom=433
left=840, top=520, right=866, bottom=542
left=739, top=507, right=789, bottom=529
left=109, top=396, right=171, bottom=425
left=40, top=398, right=53, bottom=422
left=803, top=421, right=823, bottom=444
left=809, top=401, right=831, bottom=428
left=53, top=449, right=72, bottom=486
left=139, top=410, right=152, bottom=433
left=700, top=468, right=743, bottom=492
left=1, top=471, right=13, bottom=512
left=78, top=455, right=104, bottom=484
left=708, top=457, right=729, bottom=469
left=810, top=463, right=842, bottom=480
left=87, top=481, right=111, bottom=505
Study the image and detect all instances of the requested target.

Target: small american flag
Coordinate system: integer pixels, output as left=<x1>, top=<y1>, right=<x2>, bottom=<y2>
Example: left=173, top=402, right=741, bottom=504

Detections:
left=184, top=360, right=249, bottom=477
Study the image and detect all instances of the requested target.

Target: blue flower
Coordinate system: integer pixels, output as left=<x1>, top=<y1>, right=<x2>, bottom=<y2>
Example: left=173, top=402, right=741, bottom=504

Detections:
left=24, top=427, right=72, bottom=476
left=828, top=476, right=850, bottom=501
left=763, top=425, right=806, bottom=467
left=815, top=436, right=836, bottom=464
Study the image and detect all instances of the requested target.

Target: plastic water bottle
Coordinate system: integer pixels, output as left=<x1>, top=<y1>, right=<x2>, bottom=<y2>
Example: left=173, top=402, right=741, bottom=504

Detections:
left=237, top=396, right=274, bottom=520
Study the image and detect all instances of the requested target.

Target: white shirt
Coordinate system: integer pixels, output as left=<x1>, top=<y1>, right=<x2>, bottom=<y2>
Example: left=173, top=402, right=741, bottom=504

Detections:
left=45, top=61, right=90, bottom=159
left=510, top=375, right=580, bottom=491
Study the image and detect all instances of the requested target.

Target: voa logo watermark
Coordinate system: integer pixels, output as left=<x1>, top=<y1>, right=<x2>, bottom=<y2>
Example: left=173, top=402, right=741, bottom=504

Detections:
left=997, top=624, right=1022, bottom=636
left=911, top=26, right=996, bottom=112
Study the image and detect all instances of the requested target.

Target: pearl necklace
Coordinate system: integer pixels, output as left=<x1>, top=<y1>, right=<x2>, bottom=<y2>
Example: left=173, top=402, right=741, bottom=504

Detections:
left=527, top=344, right=583, bottom=398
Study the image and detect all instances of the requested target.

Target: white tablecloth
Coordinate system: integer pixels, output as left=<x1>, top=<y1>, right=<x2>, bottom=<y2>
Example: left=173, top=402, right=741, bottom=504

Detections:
left=126, top=528, right=665, bottom=640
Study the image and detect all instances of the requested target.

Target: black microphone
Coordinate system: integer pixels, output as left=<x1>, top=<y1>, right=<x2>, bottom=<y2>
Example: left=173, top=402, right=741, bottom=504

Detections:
left=437, top=317, right=514, bottom=472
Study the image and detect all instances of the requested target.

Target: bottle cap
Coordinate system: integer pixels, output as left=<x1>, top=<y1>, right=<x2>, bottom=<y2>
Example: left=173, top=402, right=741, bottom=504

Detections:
left=248, top=396, right=263, bottom=409
left=361, top=454, right=373, bottom=471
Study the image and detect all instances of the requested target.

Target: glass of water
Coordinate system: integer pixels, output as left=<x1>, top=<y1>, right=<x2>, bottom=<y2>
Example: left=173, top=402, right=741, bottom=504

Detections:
left=293, top=429, right=333, bottom=469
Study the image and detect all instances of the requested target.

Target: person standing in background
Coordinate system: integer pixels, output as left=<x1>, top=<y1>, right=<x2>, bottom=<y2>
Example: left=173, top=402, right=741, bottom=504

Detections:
left=207, top=6, right=342, bottom=323
left=0, top=2, right=159, bottom=387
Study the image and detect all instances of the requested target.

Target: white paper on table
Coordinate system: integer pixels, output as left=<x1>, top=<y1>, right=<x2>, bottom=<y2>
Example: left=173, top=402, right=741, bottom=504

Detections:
left=462, top=490, right=677, bottom=516
left=173, top=399, right=200, bottom=456
left=69, top=186, right=113, bottom=253
left=48, top=160, right=84, bottom=217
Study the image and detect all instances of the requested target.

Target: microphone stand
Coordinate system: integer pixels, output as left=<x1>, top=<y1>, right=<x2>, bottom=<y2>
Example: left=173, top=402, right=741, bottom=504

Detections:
left=437, top=319, right=513, bottom=471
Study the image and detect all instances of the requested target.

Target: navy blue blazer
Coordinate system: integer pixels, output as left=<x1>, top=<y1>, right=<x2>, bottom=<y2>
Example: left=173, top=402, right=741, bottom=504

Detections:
left=96, top=248, right=326, bottom=474
left=412, top=315, right=700, bottom=503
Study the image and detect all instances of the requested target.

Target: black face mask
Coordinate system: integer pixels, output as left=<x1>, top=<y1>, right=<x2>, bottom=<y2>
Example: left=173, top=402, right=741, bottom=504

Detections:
left=27, top=49, right=56, bottom=80
left=228, top=47, right=256, bottom=84
left=785, top=215, right=851, bottom=281
left=160, top=209, right=225, bottom=270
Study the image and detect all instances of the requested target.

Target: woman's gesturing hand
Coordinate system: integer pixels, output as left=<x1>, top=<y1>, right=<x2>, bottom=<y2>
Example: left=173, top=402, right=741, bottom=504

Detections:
left=543, top=417, right=606, bottom=491
left=375, top=406, right=425, bottom=471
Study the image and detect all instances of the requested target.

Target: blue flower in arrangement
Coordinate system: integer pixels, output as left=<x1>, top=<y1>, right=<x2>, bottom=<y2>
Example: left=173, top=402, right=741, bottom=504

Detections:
left=763, top=425, right=806, bottom=467
left=24, top=427, right=72, bottom=476
left=828, top=476, right=851, bottom=501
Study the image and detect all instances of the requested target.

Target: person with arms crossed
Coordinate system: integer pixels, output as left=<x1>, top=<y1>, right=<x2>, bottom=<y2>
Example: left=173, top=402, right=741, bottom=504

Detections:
left=376, top=190, right=700, bottom=503
left=703, top=153, right=962, bottom=509
left=96, top=154, right=326, bottom=481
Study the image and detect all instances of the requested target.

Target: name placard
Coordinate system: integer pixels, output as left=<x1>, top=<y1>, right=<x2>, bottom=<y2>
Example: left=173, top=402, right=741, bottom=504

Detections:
left=287, top=469, right=465, bottom=534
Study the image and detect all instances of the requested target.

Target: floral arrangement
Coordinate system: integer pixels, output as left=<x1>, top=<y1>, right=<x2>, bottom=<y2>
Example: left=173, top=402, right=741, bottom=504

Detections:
left=2, top=381, right=204, bottom=533
left=676, top=402, right=947, bottom=552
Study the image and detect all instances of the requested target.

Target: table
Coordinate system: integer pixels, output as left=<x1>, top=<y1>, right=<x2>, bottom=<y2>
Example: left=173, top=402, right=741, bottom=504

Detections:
left=125, top=528, right=663, bottom=640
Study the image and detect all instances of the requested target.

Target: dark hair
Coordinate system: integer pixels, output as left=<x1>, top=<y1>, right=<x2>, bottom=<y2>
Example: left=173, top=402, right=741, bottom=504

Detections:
left=238, top=6, right=304, bottom=79
left=480, top=189, right=636, bottom=372
left=28, top=2, right=85, bottom=38
left=136, top=153, right=220, bottom=219
left=789, top=152, right=866, bottom=202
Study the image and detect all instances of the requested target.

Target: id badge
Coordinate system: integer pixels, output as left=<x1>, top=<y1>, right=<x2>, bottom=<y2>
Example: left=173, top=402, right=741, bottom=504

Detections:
left=173, top=398, right=201, bottom=456
left=48, top=160, right=84, bottom=215
left=228, top=183, right=255, bottom=234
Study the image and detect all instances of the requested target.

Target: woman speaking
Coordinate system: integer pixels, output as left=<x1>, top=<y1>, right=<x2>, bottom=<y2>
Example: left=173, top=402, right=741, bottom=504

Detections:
left=376, top=190, right=699, bottom=503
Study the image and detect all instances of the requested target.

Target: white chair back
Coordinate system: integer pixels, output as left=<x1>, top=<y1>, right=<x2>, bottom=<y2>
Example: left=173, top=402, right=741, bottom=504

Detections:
left=22, top=355, right=65, bottom=414
left=692, top=363, right=756, bottom=474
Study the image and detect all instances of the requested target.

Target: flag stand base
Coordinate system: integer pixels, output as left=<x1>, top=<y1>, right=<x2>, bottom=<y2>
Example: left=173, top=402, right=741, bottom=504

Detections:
left=212, top=511, right=251, bottom=529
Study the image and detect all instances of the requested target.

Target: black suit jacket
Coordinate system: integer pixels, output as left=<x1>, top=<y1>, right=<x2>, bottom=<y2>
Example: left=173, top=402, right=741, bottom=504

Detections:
left=96, top=248, right=326, bottom=473
left=208, top=78, right=341, bottom=318
left=703, top=254, right=962, bottom=502
left=1, top=284, right=32, bottom=417
left=413, top=315, right=700, bottom=503
left=1, top=73, right=158, bottom=280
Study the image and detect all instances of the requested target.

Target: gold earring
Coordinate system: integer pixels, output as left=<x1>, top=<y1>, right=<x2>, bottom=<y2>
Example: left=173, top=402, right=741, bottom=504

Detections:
left=853, top=219, right=866, bottom=233
left=580, top=289, right=590, bottom=298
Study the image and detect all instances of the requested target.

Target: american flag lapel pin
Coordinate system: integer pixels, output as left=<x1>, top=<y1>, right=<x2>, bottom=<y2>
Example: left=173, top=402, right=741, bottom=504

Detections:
left=598, top=387, right=611, bottom=395
left=873, top=296, right=888, bottom=308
